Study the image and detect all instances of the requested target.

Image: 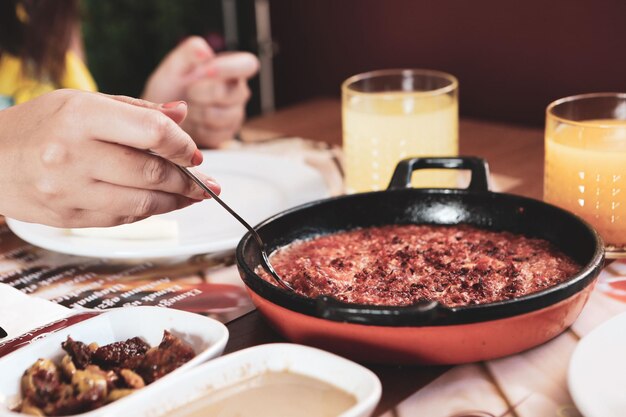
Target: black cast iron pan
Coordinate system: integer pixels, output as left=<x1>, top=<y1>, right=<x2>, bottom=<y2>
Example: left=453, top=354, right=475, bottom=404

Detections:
left=236, top=157, right=604, bottom=326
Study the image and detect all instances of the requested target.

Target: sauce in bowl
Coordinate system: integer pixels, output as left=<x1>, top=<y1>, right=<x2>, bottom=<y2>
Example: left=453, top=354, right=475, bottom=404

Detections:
left=168, top=371, right=357, bottom=417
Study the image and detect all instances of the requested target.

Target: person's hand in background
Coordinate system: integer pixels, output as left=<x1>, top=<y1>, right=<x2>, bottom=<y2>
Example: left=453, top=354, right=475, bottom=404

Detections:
left=142, top=36, right=259, bottom=148
left=0, top=89, right=220, bottom=228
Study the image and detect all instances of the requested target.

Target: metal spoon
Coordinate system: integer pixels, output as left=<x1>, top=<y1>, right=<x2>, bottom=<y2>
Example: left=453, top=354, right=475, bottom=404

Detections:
left=176, top=165, right=295, bottom=292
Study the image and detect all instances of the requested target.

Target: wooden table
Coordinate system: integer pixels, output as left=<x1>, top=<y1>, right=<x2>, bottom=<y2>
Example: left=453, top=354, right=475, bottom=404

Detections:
left=236, top=98, right=546, bottom=416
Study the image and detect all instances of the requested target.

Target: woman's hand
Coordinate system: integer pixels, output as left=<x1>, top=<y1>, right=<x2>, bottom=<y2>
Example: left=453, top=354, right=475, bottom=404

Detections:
left=142, top=36, right=259, bottom=148
left=0, top=89, right=220, bottom=228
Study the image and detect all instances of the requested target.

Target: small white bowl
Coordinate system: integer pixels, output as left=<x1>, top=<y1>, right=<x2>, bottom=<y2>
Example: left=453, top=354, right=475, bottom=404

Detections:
left=115, top=343, right=382, bottom=417
left=0, top=306, right=228, bottom=417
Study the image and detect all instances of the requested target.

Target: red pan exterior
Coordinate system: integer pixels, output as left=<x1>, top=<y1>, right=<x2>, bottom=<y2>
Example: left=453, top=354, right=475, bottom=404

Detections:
left=247, top=283, right=594, bottom=365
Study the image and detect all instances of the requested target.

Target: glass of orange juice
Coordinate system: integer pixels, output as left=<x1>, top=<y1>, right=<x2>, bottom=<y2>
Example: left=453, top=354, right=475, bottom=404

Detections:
left=544, top=93, right=626, bottom=258
left=342, top=69, right=458, bottom=193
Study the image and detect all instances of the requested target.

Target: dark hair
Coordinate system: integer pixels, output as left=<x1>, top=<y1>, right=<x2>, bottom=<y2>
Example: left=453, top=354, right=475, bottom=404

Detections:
left=0, top=0, right=80, bottom=85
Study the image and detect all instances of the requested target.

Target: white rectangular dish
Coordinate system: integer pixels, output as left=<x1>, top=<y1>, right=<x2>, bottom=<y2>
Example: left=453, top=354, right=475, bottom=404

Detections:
left=115, top=343, right=382, bottom=417
left=0, top=306, right=228, bottom=416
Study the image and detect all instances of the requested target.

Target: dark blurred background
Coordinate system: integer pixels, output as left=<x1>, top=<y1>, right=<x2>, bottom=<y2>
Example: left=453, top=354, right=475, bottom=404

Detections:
left=82, top=0, right=626, bottom=126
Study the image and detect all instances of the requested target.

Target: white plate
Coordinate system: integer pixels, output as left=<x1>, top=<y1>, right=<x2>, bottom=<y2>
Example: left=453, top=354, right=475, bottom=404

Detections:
left=0, top=306, right=229, bottom=417
left=6, top=151, right=329, bottom=259
left=113, top=343, right=382, bottom=417
left=569, top=311, right=626, bottom=417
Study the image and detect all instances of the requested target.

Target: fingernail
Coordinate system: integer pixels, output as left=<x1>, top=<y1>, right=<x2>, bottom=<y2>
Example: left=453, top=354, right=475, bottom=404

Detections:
left=204, top=179, right=221, bottom=197
left=206, top=66, right=218, bottom=77
left=161, top=100, right=187, bottom=109
left=195, top=49, right=210, bottom=59
left=191, top=149, right=203, bottom=166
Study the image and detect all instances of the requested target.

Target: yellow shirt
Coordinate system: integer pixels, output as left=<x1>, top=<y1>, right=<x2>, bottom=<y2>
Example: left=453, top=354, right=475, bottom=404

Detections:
left=0, top=51, right=97, bottom=109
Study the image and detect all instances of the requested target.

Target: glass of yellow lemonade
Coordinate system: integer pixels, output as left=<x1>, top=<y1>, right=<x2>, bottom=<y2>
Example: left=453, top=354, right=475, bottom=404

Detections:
left=342, top=69, right=458, bottom=193
left=544, top=93, right=626, bottom=258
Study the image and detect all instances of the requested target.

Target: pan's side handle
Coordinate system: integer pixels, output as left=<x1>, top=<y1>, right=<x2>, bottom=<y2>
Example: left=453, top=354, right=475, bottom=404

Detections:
left=316, top=296, right=450, bottom=326
left=387, top=157, right=490, bottom=193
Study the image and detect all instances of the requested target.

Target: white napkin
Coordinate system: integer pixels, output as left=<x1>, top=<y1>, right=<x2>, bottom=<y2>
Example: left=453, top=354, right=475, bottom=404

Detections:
left=0, top=283, right=71, bottom=341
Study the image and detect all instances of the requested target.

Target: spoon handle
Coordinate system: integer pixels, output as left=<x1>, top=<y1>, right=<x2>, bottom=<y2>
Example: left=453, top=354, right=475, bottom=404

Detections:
left=175, top=165, right=294, bottom=291
left=175, top=165, right=257, bottom=236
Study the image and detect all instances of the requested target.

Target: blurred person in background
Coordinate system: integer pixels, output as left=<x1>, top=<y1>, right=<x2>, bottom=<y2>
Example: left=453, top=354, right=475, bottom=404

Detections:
left=0, top=0, right=259, bottom=148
